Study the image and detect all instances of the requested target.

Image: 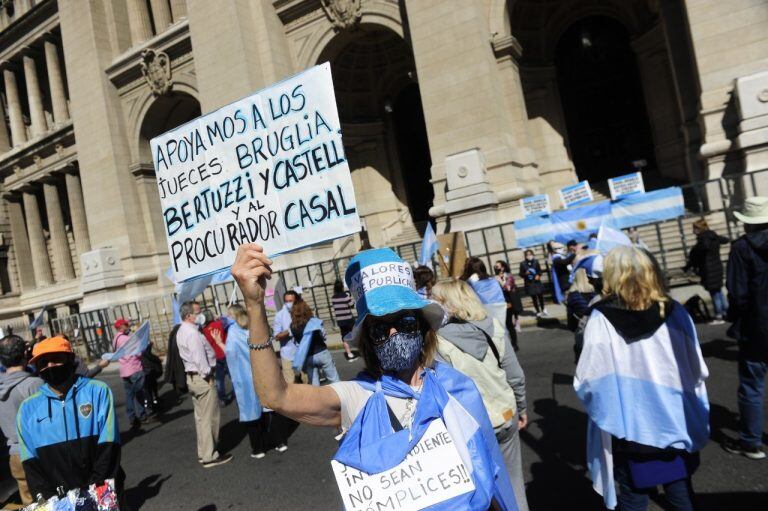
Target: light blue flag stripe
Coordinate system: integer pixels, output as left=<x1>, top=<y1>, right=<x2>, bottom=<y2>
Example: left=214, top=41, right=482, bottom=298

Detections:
left=419, top=223, right=439, bottom=266
left=102, top=320, right=151, bottom=361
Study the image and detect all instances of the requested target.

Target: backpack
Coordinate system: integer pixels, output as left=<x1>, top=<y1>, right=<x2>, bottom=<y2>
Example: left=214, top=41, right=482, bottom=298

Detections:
left=684, top=295, right=711, bottom=323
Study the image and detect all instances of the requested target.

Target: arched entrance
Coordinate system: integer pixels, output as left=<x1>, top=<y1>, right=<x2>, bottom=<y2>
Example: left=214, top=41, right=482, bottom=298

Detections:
left=320, top=26, right=433, bottom=246
left=555, top=16, right=657, bottom=185
left=136, top=92, right=202, bottom=255
left=510, top=0, right=703, bottom=190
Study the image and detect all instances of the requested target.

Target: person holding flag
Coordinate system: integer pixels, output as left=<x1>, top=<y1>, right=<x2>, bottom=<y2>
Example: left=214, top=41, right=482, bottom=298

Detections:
left=112, top=318, right=147, bottom=429
left=231, top=244, right=519, bottom=510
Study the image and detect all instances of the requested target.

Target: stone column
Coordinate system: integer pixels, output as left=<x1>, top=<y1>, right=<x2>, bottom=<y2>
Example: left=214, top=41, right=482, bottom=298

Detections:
left=5, top=196, right=35, bottom=290
left=22, top=190, right=53, bottom=286
left=403, top=0, right=532, bottom=230
left=127, top=0, right=154, bottom=46
left=43, top=181, right=76, bottom=281
left=0, top=90, right=10, bottom=152
left=22, top=53, right=47, bottom=137
left=150, top=0, right=173, bottom=32
left=170, top=0, right=187, bottom=22
left=43, top=39, right=69, bottom=126
left=3, top=68, right=27, bottom=146
left=64, top=170, right=91, bottom=256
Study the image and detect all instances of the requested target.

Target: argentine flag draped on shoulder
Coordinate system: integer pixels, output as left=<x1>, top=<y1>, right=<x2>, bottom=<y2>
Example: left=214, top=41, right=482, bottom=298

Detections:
left=573, top=298, right=709, bottom=509
left=334, top=248, right=518, bottom=511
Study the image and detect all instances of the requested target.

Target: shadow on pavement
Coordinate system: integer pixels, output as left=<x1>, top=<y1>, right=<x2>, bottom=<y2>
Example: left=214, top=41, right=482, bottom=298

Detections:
left=522, top=398, right=602, bottom=509
left=126, top=473, right=172, bottom=510
left=693, top=492, right=768, bottom=509
left=217, top=419, right=247, bottom=455
left=700, top=338, right=739, bottom=362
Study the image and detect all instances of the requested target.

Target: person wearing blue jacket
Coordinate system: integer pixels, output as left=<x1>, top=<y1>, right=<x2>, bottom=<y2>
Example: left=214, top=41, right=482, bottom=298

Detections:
left=231, top=244, right=519, bottom=511
left=16, top=337, right=123, bottom=502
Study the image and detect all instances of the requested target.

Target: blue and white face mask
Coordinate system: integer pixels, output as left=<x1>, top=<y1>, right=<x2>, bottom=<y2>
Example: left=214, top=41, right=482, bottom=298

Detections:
left=374, top=332, right=424, bottom=372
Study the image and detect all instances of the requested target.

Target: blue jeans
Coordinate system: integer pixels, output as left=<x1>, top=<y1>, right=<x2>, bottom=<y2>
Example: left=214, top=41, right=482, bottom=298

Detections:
left=709, top=289, right=727, bottom=318
left=123, top=371, right=146, bottom=422
left=614, top=459, right=695, bottom=511
left=306, top=349, right=340, bottom=386
left=215, top=359, right=232, bottom=402
left=738, top=354, right=767, bottom=448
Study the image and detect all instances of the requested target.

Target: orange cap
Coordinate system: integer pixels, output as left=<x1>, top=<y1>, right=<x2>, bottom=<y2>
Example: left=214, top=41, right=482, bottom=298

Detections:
left=29, top=336, right=74, bottom=366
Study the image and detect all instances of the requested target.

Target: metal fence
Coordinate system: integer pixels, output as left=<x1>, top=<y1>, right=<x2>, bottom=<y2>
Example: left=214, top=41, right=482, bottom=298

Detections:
left=46, top=169, right=768, bottom=359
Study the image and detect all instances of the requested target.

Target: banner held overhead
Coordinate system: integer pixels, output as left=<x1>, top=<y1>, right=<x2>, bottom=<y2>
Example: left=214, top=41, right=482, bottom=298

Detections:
left=152, top=63, right=361, bottom=282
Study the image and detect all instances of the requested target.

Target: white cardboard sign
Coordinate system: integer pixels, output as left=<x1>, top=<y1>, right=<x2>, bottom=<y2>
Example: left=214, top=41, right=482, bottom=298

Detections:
left=608, top=172, right=645, bottom=200
left=152, top=63, right=361, bottom=282
left=331, top=418, right=475, bottom=511
left=519, top=194, right=551, bottom=217
left=559, top=181, right=593, bottom=208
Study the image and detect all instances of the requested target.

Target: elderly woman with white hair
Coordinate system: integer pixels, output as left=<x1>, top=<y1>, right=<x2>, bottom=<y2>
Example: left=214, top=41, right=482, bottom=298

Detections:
left=574, top=246, right=709, bottom=511
left=432, top=279, right=529, bottom=511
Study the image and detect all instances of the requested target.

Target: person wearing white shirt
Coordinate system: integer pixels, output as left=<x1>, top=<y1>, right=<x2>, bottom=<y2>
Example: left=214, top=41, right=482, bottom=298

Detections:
left=176, top=302, right=232, bottom=468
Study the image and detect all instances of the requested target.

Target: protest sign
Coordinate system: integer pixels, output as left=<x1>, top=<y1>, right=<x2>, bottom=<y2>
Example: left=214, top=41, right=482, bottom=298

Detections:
left=152, top=63, right=361, bottom=282
left=519, top=194, right=551, bottom=217
left=608, top=172, right=645, bottom=200
left=331, top=418, right=475, bottom=511
left=559, top=181, right=593, bottom=208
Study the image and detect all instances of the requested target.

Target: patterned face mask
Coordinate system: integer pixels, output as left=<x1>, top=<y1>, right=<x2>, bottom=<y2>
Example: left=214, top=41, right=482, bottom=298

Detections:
left=374, top=331, right=424, bottom=372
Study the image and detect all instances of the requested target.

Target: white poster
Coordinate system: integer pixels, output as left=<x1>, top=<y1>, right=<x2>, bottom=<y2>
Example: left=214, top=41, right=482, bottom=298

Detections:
left=608, top=172, right=645, bottom=200
left=559, top=181, right=593, bottom=208
left=331, top=418, right=475, bottom=511
left=152, top=63, right=361, bottom=282
left=519, top=194, right=551, bottom=217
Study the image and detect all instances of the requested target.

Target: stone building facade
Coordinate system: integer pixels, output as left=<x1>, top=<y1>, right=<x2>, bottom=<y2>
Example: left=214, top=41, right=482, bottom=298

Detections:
left=0, top=0, right=766, bottom=324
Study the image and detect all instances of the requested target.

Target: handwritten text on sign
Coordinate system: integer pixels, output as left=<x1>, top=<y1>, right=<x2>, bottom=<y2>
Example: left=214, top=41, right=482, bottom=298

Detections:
left=608, top=172, right=645, bottom=200
left=559, top=181, right=593, bottom=209
left=331, top=419, right=475, bottom=511
left=519, top=194, right=551, bottom=217
left=151, top=63, right=361, bottom=281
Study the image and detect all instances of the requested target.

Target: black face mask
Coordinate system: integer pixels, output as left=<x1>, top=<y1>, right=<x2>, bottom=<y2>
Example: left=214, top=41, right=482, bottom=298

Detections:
left=494, top=267, right=503, bottom=275
left=40, top=363, right=75, bottom=387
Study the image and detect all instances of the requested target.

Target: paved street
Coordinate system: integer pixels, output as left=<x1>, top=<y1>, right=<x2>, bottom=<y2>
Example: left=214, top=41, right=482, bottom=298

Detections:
left=101, top=322, right=767, bottom=510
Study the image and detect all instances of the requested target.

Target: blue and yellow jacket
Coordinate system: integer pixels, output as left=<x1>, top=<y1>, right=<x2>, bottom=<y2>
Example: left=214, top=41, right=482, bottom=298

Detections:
left=16, top=375, right=121, bottom=499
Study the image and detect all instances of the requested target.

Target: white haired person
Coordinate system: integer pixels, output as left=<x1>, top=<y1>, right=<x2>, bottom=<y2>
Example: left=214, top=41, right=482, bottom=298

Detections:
left=574, top=246, right=709, bottom=510
left=231, top=245, right=519, bottom=510
left=431, top=279, right=529, bottom=511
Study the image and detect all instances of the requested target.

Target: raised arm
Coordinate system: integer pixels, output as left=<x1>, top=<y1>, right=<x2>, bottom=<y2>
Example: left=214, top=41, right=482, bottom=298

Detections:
left=232, top=243, right=341, bottom=427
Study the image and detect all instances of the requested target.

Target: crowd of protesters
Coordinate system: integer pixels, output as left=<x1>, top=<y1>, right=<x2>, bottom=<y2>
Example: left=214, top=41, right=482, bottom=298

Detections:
left=0, top=197, right=765, bottom=510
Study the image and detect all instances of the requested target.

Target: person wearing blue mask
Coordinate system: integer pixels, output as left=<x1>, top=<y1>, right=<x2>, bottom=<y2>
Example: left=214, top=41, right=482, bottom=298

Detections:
left=232, top=244, right=519, bottom=511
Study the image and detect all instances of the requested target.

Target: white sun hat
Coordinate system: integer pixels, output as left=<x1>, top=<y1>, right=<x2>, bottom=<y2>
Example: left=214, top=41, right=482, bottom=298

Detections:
left=733, top=196, right=768, bottom=224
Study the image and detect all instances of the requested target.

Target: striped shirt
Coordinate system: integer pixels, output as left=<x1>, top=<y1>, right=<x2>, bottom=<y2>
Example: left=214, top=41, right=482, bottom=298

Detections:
left=332, top=292, right=355, bottom=322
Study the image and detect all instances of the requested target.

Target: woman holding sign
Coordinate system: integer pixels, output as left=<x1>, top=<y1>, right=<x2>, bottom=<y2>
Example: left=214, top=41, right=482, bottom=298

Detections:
left=232, top=245, right=518, bottom=511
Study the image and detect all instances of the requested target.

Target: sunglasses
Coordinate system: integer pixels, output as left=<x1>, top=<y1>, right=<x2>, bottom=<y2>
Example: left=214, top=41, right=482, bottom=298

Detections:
left=366, top=314, right=419, bottom=346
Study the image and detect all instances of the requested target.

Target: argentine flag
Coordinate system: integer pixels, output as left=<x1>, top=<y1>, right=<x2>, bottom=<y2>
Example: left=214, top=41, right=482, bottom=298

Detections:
left=515, top=201, right=612, bottom=248
left=550, top=201, right=612, bottom=244
left=573, top=304, right=709, bottom=509
left=419, top=222, right=439, bottom=268
left=611, top=187, right=684, bottom=229
left=102, top=320, right=151, bottom=361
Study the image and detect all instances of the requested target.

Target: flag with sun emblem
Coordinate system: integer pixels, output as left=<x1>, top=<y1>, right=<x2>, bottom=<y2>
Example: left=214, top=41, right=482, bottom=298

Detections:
left=549, top=201, right=612, bottom=244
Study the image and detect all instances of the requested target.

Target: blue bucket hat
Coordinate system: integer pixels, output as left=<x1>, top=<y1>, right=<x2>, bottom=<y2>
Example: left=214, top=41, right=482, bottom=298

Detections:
left=344, top=248, right=444, bottom=345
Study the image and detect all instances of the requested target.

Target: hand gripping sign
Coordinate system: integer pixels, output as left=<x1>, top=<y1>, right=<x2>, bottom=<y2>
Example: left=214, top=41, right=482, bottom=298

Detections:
left=152, top=63, right=361, bottom=282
